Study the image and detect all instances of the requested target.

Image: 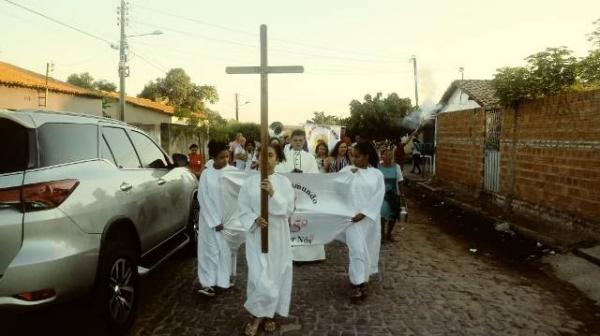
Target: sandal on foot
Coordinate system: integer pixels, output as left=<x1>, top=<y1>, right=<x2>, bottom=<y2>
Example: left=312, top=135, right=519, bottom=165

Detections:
left=243, top=321, right=262, bottom=336
left=263, top=319, right=277, bottom=332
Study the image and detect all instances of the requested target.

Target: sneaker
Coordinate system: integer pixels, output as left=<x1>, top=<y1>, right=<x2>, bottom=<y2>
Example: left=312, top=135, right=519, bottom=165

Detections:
left=197, top=286, right=216, bottom=297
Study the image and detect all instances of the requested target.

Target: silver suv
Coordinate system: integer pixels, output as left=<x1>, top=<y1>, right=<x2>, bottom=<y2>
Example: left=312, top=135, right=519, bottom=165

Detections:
left=0, top=110, right=199, bottom=333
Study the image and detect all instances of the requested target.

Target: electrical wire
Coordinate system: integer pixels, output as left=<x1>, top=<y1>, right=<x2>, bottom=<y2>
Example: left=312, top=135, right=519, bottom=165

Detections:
left=2, top=0, right=114, bottom=47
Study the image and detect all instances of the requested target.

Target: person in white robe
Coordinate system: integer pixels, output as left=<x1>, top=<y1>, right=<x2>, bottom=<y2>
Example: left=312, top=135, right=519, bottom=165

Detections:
left=196, top=141, right=236, bottom=296
left=274, top=129, right=325, bottom=262
left=239, top=143, right=295, bottom=335
left=340, top=141, right=385, bottom=301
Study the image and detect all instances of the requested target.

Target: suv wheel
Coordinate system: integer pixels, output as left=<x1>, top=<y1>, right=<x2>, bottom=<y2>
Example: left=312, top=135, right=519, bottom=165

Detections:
left=185, top=198, right=199, bottom=256
left=97, top=241, right=139, bottom=334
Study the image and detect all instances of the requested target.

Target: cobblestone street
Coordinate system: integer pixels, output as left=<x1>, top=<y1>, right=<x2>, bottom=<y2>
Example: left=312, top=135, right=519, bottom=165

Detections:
left=129, top=195, right=600, bottom=336
left=4, top=195, right=600, bottom=336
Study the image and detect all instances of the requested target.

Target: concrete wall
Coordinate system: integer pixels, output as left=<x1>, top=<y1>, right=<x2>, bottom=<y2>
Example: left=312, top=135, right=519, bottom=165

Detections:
left=160, top=123, right=208, bottom=158
left=439, top=88, right=481, bottom=113
left=435, top=90, right=600, bottom=240
left=104, top=101, right=171, bottom=125
left=0, top=85, right=102, bottom=116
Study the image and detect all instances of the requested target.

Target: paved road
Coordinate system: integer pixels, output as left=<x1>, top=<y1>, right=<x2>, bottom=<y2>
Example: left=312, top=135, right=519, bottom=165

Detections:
left=4, top=195, right=600, bottom=335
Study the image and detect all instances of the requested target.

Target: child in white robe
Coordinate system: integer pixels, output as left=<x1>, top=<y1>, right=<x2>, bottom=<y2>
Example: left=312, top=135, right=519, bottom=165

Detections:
left=274, top=129, right=326, bottom=262
left=197, top=141, right=237, bottom=296
left=238, top=143, right=295, bottom=335
left=340, top=141, right=385, bottom=301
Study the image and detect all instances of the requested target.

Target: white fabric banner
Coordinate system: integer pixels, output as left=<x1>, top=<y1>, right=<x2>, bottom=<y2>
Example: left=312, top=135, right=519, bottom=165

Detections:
left=304, top=123, right=341, bottom=153
left=219, top=170, right=355, bottom=247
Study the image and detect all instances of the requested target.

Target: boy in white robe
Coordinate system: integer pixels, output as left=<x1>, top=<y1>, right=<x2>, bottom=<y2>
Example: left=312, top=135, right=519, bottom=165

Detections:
left=197, top=141, right=237, bottom=296
left=340, top=141, right=385, bottom=301
left=274, top=129, right=326, bottom=262
left=239, top=143, right=295, bottom=335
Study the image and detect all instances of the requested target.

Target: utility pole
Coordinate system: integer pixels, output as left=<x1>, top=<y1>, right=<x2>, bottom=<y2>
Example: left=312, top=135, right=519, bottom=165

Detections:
left=43, top=62, right=54, bottom=109
left=459, top=67, right=465, bottom=103
left=410, top=55, right=419, bottom=107
left=235, top=93, right=239, bottom=121
left=118, top=0, right=129, bottom=121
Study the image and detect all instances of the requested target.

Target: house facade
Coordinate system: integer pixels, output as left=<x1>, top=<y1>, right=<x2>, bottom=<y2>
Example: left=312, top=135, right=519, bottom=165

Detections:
left=0, top=61, right=103, bottom=115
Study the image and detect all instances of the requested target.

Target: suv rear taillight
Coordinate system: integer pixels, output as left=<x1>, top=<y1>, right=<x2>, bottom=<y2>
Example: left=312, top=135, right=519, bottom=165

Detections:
left=0, top=179, right=79, bottom=212
left=23, top=179, right=79, bottom=211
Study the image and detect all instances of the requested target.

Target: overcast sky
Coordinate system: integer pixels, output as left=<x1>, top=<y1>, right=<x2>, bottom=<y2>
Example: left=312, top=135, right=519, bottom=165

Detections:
left=1, top=0, right=598, bottom=124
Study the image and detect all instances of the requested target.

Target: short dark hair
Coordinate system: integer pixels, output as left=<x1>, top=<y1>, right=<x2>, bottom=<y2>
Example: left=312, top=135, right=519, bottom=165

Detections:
left=269, top=143, right=286, bottom=162
left=189, top=143, right=199, bottom=150
left=291, top=129, right=306, bottom=138
left=354, top=142, right=379, bottom=168
left=207, top=140, right=228, bottom=159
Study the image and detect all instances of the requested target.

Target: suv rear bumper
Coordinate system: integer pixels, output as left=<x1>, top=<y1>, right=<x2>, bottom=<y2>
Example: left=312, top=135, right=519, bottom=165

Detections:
left=0, top=210, right=101, bottom=309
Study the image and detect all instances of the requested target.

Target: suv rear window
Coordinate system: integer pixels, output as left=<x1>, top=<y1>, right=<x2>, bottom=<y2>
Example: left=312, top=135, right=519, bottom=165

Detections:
left=0, top=119, right=28, bottom=174
left=38, top=123, right=98, bottom=167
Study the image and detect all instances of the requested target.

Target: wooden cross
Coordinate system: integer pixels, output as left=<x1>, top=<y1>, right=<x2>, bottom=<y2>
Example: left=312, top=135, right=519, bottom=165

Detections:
left=226, top=24, right=304, bottom=253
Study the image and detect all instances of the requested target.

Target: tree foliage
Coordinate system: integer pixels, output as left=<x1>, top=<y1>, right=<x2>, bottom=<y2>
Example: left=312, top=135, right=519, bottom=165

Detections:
left=227, top=122, right=261, bottom=143
left=579, top=49, right=600, bottom=85
left=345, top=92, right=413, bottom=140
left=138, top=68, right=218, bottom=125
left=310, top=111, right=342, bottom=126
left=492, top=47, right=578, bottom=106
left=66, top=72, right=117, bottom=92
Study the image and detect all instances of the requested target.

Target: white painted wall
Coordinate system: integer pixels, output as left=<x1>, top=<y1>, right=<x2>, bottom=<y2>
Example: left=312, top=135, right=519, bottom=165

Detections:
left=0, top=85, right=102, bottom=116
left=439, top=88, right=480, bottom=113
left=104, top=101, right=171, bottom=125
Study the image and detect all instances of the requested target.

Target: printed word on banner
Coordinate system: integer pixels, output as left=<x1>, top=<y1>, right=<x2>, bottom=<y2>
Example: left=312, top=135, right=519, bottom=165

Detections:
left=219, top=170, right=356, bottom=246
left=287, top=172, right=354, bottom=245
left=304, top=123, right=341, bottom=154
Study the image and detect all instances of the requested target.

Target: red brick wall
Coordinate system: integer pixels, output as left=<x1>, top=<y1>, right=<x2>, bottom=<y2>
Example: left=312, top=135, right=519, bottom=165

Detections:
left=500, top=90, right=600, bottom=223
left=435, top=90, right=600, bottom=238
left=435, top=109, right=485, bottom=195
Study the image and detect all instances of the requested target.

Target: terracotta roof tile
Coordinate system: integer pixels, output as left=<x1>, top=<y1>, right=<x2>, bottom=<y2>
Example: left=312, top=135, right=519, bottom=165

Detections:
left=0, top=61, right=102, bottom=98
left=439, top=79, right=499, bottom=107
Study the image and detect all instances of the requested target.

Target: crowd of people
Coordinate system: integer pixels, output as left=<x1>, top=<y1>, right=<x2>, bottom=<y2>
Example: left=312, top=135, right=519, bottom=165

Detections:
left=188, top=128, right=413, bottom=336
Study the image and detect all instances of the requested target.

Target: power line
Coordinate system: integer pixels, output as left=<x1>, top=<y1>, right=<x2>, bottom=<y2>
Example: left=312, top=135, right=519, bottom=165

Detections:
left=131, top=3, right=407, bottom=62
left=2, top=0, right=114, bottom=47
left=133, top=19, right=407, bottom=64
left=129, top=50, right=167, bottom=73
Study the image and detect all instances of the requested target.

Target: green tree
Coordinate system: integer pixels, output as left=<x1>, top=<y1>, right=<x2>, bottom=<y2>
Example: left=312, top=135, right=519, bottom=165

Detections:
left=227, top=122, right=261, bottom=143
left=588, top=18, right=600, bottom=48
left=579, top=49, right=600, bottom=85
left=345, top=92, right=413, bottom=140
left=138, top=68, right=218, bottom=125
left=492, top=47, right=578, bottom=105
left=94, top=79, right=117, bottom=92
left=310, top=111, right=342, bottom=125
left=67, top=72, right=95, bottom=89
left=492, top=66, right=532, bottom=106
left=525, top=47, right=578, bottom=96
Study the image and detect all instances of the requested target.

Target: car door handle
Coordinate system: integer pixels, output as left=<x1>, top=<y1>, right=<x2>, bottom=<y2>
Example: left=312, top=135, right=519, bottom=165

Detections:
left=157, top=178, right=167, bottom=186
left=120, top=182, right=133, bottom=191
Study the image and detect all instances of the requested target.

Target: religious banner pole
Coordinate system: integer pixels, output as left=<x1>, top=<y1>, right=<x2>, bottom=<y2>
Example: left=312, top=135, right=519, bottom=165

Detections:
left=226, top=24, right=304, bottom=253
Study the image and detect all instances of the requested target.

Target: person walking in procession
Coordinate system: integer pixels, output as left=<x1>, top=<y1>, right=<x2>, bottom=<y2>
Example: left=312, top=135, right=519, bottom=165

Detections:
left=187, top=143, right=204, bottom=178
left=378, top=146, right=404, bottom=242
left=315, top=142, right=331, bottom=173
left=238, top=143, right=296, bottom=336
left=340, top=142, right=385, bottom=301
left=196, top=141, right=237, bottom=297
left=410, top=138, right=422, bottom=175
left=275, top=129, right=325, bottom=262
left=329, top=141, right=351, bottom=173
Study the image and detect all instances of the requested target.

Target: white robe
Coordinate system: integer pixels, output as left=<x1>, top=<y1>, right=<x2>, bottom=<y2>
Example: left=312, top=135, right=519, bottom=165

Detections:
left=340, top=165, right=385, bottom=285
left=238, top=173, right=295, bottom=318
left=274, top=149, right=326, bottom=262
left=197, top=165, right=237, bottom=288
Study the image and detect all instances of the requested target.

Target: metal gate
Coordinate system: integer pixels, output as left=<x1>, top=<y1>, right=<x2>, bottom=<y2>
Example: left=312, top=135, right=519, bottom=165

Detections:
left=484, top=108, right=501, bottom=193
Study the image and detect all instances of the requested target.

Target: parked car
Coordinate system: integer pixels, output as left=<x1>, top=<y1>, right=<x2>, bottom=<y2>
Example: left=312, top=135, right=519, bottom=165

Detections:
left=0, top=110, right=199, bottom=334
